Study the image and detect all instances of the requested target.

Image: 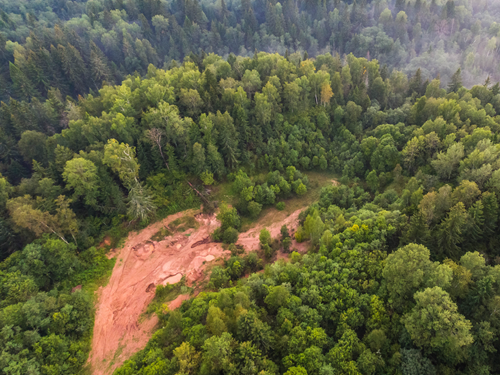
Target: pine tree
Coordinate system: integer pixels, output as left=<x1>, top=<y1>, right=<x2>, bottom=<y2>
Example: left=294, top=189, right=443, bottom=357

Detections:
left=466, top=200, right=484, bottom=242
left=408, top=68, right=422, bottom=96
left=448, top=68, right=463, bottom=93
left=437, top=202, right=467, bottom=259
left=59, top=44, right=88, bottom=94
left=402, top=212, right=430, bottom=245
left=90, top=42, right=112, bottom=87
left=139, top=13, right=153, bottom=40
left=9, top=62, right=39, bottom=101
left=482, top=192, right=498, bottom=237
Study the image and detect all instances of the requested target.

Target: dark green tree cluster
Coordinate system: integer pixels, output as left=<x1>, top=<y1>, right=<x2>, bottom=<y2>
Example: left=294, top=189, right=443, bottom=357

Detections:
left=232, top=167, right=308, bottom=219
left=0, top=237, right=113, bottom=374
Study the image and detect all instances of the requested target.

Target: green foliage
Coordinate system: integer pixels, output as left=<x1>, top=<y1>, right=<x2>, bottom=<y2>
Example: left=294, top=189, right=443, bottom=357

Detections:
left=146, top=279, right=186, bottom=317
left=403, top=287, right=473, bottom=361
left=2, top=10, right=500, bottom=373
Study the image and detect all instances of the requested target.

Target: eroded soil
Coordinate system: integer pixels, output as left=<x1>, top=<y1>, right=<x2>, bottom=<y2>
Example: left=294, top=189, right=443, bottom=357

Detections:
left=88, top=208, right=306, bottom=374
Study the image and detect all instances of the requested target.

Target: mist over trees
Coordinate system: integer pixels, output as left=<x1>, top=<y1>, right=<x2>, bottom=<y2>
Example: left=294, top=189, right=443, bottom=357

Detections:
left=1, top=0, right=500, bottom=105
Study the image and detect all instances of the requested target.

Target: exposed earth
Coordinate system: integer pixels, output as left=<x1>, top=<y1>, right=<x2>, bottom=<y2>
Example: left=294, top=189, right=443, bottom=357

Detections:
left=88, top=208, right=307, bottom=374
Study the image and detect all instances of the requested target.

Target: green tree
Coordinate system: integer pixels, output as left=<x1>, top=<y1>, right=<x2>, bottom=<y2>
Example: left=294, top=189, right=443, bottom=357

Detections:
left=63, top=158, right=99, bottom=207
left=202, top=332, right=233, bottom=372
left=18, top=131, right=47, bottom=164
left=174, top=342, right=201, bottom=374
left=382, top=244, right=452, bottom=308
left=403, top=287, right=473, bottom=360
left=437, top=202, right=468, bottom=259
left=366, top=170, right=379, bottom=193
left=7, top=195, right=78, bottom=244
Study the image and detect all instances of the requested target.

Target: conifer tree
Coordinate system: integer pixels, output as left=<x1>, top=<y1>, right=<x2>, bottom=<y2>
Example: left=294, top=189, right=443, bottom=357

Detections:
left=437, top=202, right=467, bottom=259
left=9, top=62, right=38, bottom=101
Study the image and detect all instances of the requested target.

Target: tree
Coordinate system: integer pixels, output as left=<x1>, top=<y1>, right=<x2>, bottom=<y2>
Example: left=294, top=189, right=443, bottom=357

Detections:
left=296, top=183, right=307, bottom=195
left=437, top=202, right=467, bottom=259
left=284, top=366, right=308, bottom=375
left=174, top=342, right=201, bottom=374
left=259, top=228, right=272, bottom=258
left=265, top=285, right=290, bottom=311
left=248, top=201, right=262, bottom=218
left=126, top=182, right=156, bottom=220
left=403, top=287, right=473, bottom=360
left=18, top=131, right=47, bottom=164
left=431, top=143, right=464, bottom=180
left=448, top=68, right=463, bottom=93
left=402, top=212, right=430, bottom=245
left=180, top=88, right=203, bottom=117
left=400, top=349, right=436, bottom=375
left=145, top=128, right=169, bottom=170
left=10, top=62, right=39, bottom=100
left=7, top=195, right=78, bottom=244
left=481, top=192, right=498, bottom=236
left=202, top=332, right=233, bottom=372
left=303, top=210, right=324, bottom=245
left=366, top=170, right=379, bottom=193
left=320, top=83, right=334, bottom=106
left=206, top=305, right=227, bottom=336
left=242, top=69, right=261, bottom=98
left=63, top=158, right=99, bottom=207
left=283, top=81, right=301, bottom=113
left=103, top=139, right=140, bottom=188
left=382, top=244, right=452, bottom=308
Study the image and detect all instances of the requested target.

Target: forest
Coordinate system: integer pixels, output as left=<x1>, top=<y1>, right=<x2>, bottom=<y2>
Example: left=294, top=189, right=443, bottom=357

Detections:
left=1, top=0, right=500, bottom=374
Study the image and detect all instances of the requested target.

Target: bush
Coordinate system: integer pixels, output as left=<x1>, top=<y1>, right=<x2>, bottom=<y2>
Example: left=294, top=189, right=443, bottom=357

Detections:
left=211, top=228, right=222, bottom=242
left=295, top=227, right=304, bottom=242
left=248, top=201, right=263, bottom=218
left=282, top=237, right=292, bottom=252
left=209, top=266, right=230, bottom=288
left=229, top=243, right=244, bottom=256
left=200, top=170, right=215, bottom=185
left=276, top=202, right=285, bottom=210
left=296, top=183, right=307, bottom=196
left=223, top=227, right=239, bottom=244
left=246, top=252, right=263, bottom=272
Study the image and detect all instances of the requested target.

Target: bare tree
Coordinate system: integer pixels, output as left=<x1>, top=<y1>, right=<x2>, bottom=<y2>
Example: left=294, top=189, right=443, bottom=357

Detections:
left=146, top=128, right=169, bottom=171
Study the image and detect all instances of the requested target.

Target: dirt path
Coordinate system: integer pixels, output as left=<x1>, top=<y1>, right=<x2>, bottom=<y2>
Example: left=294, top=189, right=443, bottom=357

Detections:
left=88, top=208, right=306, bottom=374
left=237, top=209, right=308, bottom=252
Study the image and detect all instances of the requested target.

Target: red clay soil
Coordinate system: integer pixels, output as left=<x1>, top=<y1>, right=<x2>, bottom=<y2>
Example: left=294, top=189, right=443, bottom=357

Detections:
left=88, top=208, right=306, bottom=375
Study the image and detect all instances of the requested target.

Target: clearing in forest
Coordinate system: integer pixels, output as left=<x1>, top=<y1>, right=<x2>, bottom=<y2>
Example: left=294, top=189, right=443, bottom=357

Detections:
left=87, top=207, right=307, bottom=375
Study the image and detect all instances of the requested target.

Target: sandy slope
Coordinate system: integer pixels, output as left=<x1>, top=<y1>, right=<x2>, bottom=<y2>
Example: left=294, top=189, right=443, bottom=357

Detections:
left=88, top=208, right=305, bottom=374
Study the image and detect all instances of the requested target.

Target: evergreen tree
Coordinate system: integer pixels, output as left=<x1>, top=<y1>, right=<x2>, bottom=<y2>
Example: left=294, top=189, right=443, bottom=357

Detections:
left=448, top=68, right=463, bottom=93
left=9, top=63, right=39, bottom=101
left=437, top=202, right=467, bottom=259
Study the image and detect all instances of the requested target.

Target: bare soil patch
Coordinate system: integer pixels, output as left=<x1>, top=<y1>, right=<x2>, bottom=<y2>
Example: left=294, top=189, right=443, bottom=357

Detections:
left=88, top=208, right=307, bottom=374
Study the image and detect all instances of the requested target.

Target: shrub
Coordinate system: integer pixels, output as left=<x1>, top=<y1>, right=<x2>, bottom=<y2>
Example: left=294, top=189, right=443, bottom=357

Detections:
left=276, top=202, right=285, bottom=210
left=248, top=201, right=263, bottom=218
left=209, top=266, right=230, bottom=288
left=223, top=227, right=239, bottom=244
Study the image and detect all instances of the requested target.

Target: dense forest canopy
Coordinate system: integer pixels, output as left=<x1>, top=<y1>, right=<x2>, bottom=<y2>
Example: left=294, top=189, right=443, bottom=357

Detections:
left=2, top=0, right=500, bottom=374
left=1, top=0, right=500, bottom=104
left=1, top=48, right=500, bottom=374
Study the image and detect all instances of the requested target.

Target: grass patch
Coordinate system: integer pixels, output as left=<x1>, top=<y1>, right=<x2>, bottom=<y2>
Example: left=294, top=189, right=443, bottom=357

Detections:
left=209, top=180, right=234, bottom=204
left=170, top=215, right=199, bottom=232
left=151, top=226, right=173, bottom=241
left=144, top=278, right=192, bottom=317
left=240, top=171, right=340, bottom=231
left=150, top=214, right=199, bottom=241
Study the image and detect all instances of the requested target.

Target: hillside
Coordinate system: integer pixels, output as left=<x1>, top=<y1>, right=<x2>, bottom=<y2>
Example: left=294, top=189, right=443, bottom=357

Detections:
left=1, top=3, right=500, bottom=373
